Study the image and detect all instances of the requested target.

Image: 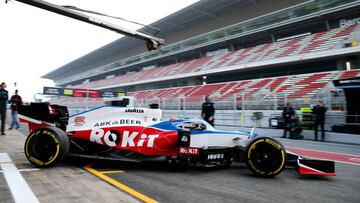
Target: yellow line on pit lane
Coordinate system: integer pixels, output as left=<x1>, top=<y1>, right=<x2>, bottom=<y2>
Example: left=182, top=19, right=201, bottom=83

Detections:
left=83, top=163, right=159, bottom=203
left=100, top=170, right=125, bottom=174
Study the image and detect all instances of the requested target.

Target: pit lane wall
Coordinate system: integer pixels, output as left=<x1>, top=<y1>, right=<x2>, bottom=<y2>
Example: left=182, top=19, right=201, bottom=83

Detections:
left=162, top=110, right=346, bottom=131
left=163, top=110, right=360, bottom=145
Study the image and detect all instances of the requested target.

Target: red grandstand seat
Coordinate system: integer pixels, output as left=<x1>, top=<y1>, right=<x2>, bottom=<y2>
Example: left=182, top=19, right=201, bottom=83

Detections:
left=248, top=78, right=272, bottom=88
left=333, top=24, right=357, bottom=38
left=277, top=36, right=306, bottom=57
left=209, top=52, right=236, bottom=69
left=178, top=57, right=214, bottom=74
left=296, top=73, right=329, bottom=85
left=288, top=83, right=326, bottom=98
left=219, top=82, right=237, bottom=93
left=217, top=81, right=251, bottom=100
left=188, top=83, right=226, bottom=96
left=338, top=70, right=360, bottom=80
left=267, top=77, right=287, bottom=90
left=275, top=84, right=292, bottom=94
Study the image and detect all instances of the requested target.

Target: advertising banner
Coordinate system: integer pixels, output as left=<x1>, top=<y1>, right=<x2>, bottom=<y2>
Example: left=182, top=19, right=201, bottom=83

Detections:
left=43, top=87, right=125, bottom=98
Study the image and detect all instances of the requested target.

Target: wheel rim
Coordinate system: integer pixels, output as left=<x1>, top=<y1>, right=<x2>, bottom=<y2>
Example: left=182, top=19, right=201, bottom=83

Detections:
left=249, top=142, right=282, bottom=173
left=27, top=133, right=59, bottom=164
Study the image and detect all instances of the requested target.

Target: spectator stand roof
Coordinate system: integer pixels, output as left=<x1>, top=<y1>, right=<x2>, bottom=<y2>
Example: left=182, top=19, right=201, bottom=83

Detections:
left=42, top=0, right=260, bottom=80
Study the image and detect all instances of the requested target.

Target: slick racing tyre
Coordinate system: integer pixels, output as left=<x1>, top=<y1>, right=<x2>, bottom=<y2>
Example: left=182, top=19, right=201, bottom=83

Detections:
left=244, top=137, right=286, bottom=177
left=24, top=127, right=70, bottom=168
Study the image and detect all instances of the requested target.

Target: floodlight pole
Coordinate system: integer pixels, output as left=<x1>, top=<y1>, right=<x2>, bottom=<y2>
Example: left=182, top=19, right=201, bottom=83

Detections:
left=14, top=0, right=164, bottom=50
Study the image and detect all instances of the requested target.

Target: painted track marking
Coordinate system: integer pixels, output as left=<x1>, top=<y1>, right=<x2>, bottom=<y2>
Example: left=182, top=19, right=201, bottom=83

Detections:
left=100, top=170, right=125, bottom=174
left=83, top=163, right=159, bottom=203
left=0, top=168, right=39, bottom=173
left=287, top=147, right=360, bottom=166
left=0, top=153, right=40, bottom=203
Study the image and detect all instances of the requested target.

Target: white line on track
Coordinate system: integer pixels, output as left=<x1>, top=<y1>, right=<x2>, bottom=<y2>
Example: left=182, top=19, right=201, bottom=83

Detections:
left=0, top=168, right=39, bottom=173
left=0, top=153, right=40, bottom=203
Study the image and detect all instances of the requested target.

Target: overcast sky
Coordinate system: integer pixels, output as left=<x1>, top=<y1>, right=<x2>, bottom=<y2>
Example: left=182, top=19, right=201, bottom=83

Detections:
left=0, top=0, right=197, bottom=101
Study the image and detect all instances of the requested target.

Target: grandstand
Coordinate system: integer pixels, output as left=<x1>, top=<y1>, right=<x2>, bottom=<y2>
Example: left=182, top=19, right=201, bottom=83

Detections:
left=67, top=23, right=359, bottom=91
left=43, top=0, right=360, bottom=132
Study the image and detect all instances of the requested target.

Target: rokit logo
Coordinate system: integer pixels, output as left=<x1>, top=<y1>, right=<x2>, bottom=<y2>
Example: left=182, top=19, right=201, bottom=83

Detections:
left=179, top=147, right=199, bottom=155
left=90, top=129, right=159, bottom=147
left=125, top=108, right=144, bottom=113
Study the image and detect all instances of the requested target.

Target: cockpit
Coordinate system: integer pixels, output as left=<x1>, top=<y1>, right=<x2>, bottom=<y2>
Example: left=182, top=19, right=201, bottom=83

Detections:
left=174, top=118, right=215, bottom=131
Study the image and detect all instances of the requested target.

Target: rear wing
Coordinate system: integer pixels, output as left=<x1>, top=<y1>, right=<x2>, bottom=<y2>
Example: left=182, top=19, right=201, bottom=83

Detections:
left=18, top=102, right=69, bottom=132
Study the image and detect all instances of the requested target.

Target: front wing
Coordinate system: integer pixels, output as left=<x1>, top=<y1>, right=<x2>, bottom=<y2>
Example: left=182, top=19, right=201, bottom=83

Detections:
left=286, top=151, right=336, bottom=176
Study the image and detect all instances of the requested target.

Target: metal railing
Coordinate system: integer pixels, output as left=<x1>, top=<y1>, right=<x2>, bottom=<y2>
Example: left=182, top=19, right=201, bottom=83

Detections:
left=133, top=88, right=347, bottom=112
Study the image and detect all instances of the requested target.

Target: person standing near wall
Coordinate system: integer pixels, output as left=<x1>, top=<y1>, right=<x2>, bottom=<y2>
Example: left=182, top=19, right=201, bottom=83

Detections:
left=202, top=95, right=215, bottom=126
left=0, top=82, right=8, bottom=135
left=9, top=89, right=23, bottom=130
left=281, top=102, right=295, bottom=138
left=312, top=100, right=327, bottom=141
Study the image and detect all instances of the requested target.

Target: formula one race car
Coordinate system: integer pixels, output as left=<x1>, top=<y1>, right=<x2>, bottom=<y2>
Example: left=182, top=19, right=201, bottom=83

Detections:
left=18, top=103, right=336, bottom=177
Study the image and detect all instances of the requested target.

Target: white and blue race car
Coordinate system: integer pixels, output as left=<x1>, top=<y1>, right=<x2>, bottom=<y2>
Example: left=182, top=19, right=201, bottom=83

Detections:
left=18, top=103, right=335, bottom=177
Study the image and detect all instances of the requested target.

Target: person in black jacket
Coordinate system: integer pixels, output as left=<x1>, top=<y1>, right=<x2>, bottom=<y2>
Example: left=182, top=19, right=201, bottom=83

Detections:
left=281, top=103, right=295, bottom=138
left=0, top=82, right=9, bottom=135
left=9, top=90, right=23, bottom=130
left=288, top=114, right=303, bottom=139
left=312, top=100, right=327, bottom=141
left=201, top=95, right=215, bottom=126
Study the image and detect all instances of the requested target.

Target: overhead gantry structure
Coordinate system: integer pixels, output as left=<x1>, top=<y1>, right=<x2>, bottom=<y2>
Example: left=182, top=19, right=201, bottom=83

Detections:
left=10, top=0, right=164, bottom=50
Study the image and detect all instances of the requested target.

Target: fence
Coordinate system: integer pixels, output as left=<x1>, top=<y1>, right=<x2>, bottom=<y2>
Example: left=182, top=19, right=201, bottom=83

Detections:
left=134, top=88, right=346, bottom=111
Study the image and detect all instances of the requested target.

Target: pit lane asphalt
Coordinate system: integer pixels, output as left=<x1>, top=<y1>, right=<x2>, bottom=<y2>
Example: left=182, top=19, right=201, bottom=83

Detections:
left=3, top=120, right=360, bottom=203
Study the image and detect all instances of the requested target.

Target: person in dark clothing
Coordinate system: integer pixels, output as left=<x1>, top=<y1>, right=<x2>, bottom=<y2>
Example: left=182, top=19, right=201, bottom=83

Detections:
left=0, top=82, right=9, bottom=135
left=201, top=95, right=215, bottom=126
left=281, top=103, right=295, bottom=138
left=312, top=100, right=327, bottom=141
left=9, top=90, right=23, bottom=130
left=288, top=114, right=303, bottom=139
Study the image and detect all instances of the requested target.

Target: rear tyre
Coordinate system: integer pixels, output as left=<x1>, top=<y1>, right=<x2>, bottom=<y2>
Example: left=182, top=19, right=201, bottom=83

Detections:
left=244, top=137, right=286, bottom=177
left=24, top=127, right=70, bottom=168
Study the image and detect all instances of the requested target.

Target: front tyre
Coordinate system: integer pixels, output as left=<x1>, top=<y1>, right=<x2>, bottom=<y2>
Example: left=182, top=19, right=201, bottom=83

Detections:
left=244, top=137, right=286, bottom=177
left=24, top=127, right=70, bottom=168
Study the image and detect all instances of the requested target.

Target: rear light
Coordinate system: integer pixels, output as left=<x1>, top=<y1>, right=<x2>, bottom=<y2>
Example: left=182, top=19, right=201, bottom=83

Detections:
left=49, top=106, right=56, bottom=114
